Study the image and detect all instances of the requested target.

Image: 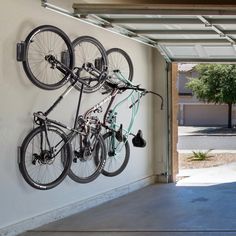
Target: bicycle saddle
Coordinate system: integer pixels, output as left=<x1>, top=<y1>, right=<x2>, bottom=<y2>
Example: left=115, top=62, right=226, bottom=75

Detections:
left=132, top=130, right=146, bottom=148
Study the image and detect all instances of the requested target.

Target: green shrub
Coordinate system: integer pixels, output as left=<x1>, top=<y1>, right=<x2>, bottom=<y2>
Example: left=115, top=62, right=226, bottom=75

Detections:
left=188, top=150, right=212, bottom=161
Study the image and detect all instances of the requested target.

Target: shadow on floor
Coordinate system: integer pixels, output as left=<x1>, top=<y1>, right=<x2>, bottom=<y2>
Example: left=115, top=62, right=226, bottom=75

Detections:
left=179, top=126, right=236, bottom=136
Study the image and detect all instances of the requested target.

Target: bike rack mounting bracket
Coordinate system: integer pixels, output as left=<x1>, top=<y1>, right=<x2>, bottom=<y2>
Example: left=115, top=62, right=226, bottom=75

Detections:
left=16, top=41, right=26, bottom=62
left=61, top=51, right=70, bottom=67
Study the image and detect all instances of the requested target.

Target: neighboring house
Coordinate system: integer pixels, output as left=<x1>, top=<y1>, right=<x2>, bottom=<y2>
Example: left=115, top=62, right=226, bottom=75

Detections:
left=178, top=63, right=235, bottom=126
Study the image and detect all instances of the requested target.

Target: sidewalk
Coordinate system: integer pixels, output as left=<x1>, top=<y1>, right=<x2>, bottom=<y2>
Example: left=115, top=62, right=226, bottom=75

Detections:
left=178, top=126, right=236, bottom=136
left=177, top=162, right=236, bottom=186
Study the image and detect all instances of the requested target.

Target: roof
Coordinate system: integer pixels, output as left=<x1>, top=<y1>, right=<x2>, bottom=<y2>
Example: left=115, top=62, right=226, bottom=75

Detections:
left=178, top=64, right=197, bottom=72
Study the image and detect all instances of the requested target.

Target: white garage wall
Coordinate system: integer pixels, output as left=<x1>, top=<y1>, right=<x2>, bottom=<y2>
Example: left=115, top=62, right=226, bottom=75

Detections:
left=0, top=0, right=167, bottom=235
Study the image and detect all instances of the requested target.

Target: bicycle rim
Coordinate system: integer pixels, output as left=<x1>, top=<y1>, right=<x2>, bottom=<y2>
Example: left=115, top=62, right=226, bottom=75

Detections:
left=19, top=125, right=72, bottom=190
left=102, top=132, right=130, bottom=177
left=69, top=130, right=106, bottom=183
left=23, top=25, right=74, bottom=90
left=102, top=48, right=133, bottom=93
left=72, top=36, right=108, bottom=93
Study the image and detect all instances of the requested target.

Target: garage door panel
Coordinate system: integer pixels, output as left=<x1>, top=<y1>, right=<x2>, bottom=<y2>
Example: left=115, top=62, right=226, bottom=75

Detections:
left=184, top=105, right=228, bottom=126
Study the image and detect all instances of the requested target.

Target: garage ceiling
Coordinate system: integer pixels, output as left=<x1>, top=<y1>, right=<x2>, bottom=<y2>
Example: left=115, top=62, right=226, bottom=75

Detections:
left=43, top=1, right=236, bottom=63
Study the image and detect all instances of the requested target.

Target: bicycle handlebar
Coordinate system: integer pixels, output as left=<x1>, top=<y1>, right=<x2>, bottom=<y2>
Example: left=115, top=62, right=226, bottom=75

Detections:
left=106, top=82, right=164, bottom=110
left=129, top=90, right=164, bottom=110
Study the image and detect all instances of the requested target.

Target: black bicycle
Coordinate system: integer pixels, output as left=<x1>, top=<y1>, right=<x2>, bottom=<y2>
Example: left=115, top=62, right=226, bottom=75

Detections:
left=17, top=25, right=108, bottom=92
left=19, top=77, right=107, bottom=190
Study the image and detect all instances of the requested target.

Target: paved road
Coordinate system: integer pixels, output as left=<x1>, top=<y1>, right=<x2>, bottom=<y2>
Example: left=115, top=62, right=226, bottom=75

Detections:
left=178, top=135, right=236, bottom=150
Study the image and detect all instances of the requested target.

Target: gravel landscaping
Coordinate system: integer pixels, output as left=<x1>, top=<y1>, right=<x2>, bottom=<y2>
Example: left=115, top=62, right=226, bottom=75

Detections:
left=179, top=152, right=236, bottom=169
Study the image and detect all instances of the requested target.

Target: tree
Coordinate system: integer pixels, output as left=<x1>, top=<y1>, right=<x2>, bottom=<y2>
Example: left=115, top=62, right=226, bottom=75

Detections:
left=186, top=64, right=236, bottom=128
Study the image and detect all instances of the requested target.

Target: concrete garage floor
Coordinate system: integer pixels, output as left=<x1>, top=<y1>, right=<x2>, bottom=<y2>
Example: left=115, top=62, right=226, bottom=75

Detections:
left=20, top=178, right=236, bottom=236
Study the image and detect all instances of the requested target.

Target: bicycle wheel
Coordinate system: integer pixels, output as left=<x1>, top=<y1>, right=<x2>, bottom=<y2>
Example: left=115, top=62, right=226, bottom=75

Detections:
left=102, top=48, right=133, bottom=93
left=22, top=25, right=74, bottom=90
left=19, top=125, right=72, bottom=190
left=101, top=131, right=130, bottom=177
left=72, top=36, right=108, bottom=93
left=68, top=128, right=106, bottom=183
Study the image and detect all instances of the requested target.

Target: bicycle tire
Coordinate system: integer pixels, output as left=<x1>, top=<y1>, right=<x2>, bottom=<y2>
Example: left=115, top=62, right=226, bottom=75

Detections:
left=68, top=128, right=106, bottom=183
left=19, top=125, right=72, bottom=190
left=102, top=48, right=133, bottom=94
left=72, top=36, right=108, bottom=93
left=22, top=25, right=74, bottom=90
left=101, top=131, right=130, bottom=177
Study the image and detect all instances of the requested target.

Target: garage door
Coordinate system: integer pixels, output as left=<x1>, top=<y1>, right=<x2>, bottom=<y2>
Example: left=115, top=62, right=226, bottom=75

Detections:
left=184, top=104, right=228, bottom=126
left=42, top=1, right=236, bottom=63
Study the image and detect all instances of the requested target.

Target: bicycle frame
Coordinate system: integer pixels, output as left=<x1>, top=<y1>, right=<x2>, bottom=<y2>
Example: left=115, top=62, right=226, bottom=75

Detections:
left=101, top=88, right=141, bottom=155
left=33, top=67, right=163, bottom=157
left=35, top=54, right=141, bottom=141
left=100, top=71, right=163, bottom=154
left=102, top=89, right=140, bottom=135
left=33, top=58, right=108, bottom=154
left=33, top=78, right=120, bottom=156
left=102, top=72, right=145, bottom=138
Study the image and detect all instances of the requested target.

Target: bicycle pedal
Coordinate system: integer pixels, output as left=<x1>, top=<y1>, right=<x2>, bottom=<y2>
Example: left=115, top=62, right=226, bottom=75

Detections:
left=32, top=160, right=36, bottom=165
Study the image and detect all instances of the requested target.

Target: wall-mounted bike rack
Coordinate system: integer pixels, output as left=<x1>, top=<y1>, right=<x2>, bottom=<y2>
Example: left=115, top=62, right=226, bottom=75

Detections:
left=16, top=42, right=26, bottom=61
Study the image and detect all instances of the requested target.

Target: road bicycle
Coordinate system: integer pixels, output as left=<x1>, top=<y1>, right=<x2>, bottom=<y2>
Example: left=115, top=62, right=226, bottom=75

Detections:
left=97, top=48, right=163, bottom=177
left=17, top=25, right=108, bottom=92
left=98, top=80, right=163, bottom=177
left=18, top=66, right=109, bottom=189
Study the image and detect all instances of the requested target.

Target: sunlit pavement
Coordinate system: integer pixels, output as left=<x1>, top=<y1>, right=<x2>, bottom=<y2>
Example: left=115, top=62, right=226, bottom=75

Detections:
left=177, top=162, right=236, bottom=186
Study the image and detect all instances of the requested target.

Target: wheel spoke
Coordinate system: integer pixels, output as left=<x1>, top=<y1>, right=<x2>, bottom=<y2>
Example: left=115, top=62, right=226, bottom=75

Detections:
left=20, top=126, right=70, bottom=189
